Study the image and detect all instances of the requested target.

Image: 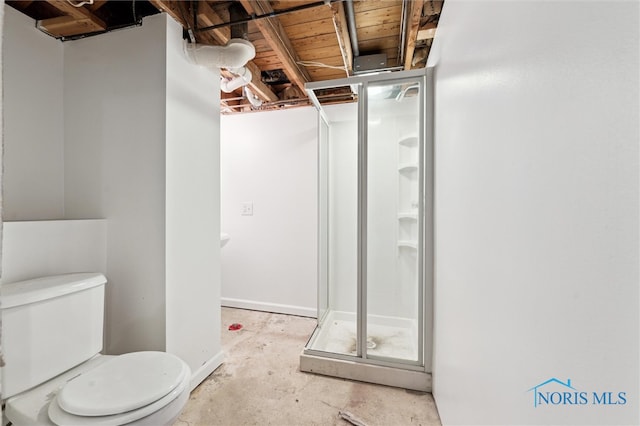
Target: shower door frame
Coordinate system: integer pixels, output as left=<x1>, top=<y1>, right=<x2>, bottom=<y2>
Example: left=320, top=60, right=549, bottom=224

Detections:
left=303, top=68, right=434, bottom=384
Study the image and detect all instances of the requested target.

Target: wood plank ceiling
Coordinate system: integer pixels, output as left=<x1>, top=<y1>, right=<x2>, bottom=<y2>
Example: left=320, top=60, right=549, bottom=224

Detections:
left=7, top=0, right=443, bottom=113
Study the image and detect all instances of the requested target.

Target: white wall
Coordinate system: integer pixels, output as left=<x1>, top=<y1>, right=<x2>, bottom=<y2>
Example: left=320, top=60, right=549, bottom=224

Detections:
left=64, top=14, right=169, bottom=354
left=428, top=1, right=639, bottom=424
left=221, top=107, right=317, bottom=317
left=164, top=15, right=222, bottom=388
left=1, top=220, right=106, bottom=284
left=63, top=13, right=223, bottom=388
left=3, top=6, right=64, bottom=220
left=2, top=8, right=221, bottom=390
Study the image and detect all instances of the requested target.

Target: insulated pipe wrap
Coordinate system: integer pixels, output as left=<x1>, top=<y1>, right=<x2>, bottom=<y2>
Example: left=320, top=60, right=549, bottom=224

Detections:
left=220, top=67, right=253, bottom=93
left=185, top=39, right=256, bottom=70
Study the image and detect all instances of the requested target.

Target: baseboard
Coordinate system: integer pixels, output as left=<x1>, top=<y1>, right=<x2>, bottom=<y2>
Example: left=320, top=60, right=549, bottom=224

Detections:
left=189, top=350, right=224, bottom=392
left=221, top=297, right=316, bottom=318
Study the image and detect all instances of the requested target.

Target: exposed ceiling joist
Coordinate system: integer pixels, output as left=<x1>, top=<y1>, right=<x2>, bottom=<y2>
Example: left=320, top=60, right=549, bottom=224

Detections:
left=41, top=0, right=106, bottom=33
left=330, top=1, right=352, bottom=77
left=403, top=0, right=424, bottom=70
left=38, top=15, right=102, bottom=36
left=417, top=22, right=437, bottom=41
left=8, top=0, right=442, bottom=113
left=239, top=0, right=311, bottom=94
left=196, top=1, right=231, bottom=45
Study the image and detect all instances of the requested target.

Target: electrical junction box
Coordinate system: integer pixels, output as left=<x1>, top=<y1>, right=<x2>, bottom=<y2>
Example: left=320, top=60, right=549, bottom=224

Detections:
left=353, top=53, right=387, bottom=73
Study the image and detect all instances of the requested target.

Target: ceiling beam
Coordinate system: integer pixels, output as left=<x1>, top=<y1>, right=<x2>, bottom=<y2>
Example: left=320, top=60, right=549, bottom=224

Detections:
left=44, top=0, right=106, bottom=32
left=88, top=0, right=109, bottom=12
left=330, top=2, right=352, bottom=77
left=196, top=1, right=232, bottom=48
left=37, top=15, right=102, bottom=37
left=403, top=0, right=424, bottom=70
left=239, top=0, right=311, bottom=93
left=149, top=0, right=189, bottom=30
left=416, top=22, right=437, bottom=41
left=150, top=0, right=278, bottom=103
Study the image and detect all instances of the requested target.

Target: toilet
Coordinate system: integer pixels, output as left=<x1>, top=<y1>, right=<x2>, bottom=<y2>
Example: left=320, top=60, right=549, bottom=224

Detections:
left=1, top=273, right=191, bottom=426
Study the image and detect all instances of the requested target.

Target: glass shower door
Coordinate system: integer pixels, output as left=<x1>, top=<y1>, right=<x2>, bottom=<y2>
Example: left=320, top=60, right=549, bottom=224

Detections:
left=364, top=78, right=423, bottom=365
left=307, top=97, right=359, bottom=358
left=302, top=68, right=433, bottom=391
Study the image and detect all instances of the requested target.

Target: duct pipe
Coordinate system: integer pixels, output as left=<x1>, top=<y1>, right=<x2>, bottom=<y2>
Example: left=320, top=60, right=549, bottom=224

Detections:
left=244, top=86, right=263, bottom=108
left=185, top=38, right=256, bottom=70
left=220, top=67, right=253, bottom=93
left=344, top=0, right=359, bottom=57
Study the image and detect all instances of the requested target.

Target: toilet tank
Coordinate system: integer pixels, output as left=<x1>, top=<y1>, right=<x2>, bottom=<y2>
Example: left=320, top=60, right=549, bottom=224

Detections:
left=1, top=273, right=106, bottom=399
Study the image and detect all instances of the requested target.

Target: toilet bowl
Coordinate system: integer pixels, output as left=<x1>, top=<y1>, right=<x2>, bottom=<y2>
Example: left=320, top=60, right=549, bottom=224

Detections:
left=5, top=352, right=191, bottom=426
left=1, top=273, right=192, bottom=426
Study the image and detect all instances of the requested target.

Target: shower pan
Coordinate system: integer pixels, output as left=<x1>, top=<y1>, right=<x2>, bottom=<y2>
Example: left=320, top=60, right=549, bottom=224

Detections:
left=300, top=68, right=433, bottom=391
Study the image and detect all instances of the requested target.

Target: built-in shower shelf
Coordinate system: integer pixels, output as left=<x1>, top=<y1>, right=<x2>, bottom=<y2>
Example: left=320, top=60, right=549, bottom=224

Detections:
left=398, top=212, right=418, bottom=221
left=397, top=240, right=418, bottom=250
left=398, top=136, right=418, bottom=147
left=398, top=163, right=418, bottom=172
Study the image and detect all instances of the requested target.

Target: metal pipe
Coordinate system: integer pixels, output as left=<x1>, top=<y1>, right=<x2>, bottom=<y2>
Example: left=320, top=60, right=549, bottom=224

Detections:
left=398, top=0, right=410, bottom=66
left=344, top=0, right=359, bottom=57
left=196, top=0, right=344, bottom=33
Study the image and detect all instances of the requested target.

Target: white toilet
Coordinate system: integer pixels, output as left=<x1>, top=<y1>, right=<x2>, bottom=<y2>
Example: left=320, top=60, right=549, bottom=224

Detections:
left=1, top=273, right=191, bottom=426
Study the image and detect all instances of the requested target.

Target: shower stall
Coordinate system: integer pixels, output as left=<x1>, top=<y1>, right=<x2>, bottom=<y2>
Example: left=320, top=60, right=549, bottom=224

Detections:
left=300, top=68, right=433, bottom=391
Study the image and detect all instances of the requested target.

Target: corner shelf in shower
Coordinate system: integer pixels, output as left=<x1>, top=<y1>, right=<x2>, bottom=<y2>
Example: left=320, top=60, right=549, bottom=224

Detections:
left=398, top=135, right=418, bottom=147
left=398, top=163, right=418, bottom=173
left=397, top=240, right=418, bottom=250
left=398, top=212, right=418, bottom=221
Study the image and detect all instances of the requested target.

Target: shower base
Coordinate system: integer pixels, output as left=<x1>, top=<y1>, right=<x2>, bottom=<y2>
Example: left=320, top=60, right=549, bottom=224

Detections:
left=306, top=310, right=418, bottom=361
left=301, top=310, right=431, bottom=391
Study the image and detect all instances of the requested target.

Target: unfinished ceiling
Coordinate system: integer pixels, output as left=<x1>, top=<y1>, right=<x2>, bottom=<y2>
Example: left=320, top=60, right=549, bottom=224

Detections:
left=7, top=0, right=443, bottom=113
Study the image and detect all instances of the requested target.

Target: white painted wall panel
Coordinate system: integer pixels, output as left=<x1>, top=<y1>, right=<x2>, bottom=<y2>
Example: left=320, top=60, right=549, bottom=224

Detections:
left=164, top=15, right=222, bottom=388
left=1, top=220, right=107, bottom=284
left=428, top=1, right=639, bottom=424
left=64, top=14, right=168, bottom=354
left=221, top=107, right=317, bottom=317
left=3, top=6, right=64, bottom=220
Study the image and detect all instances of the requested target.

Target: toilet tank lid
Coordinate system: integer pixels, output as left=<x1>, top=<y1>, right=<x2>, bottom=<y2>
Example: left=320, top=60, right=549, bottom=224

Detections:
left=1, top=273, right=106, bottom=309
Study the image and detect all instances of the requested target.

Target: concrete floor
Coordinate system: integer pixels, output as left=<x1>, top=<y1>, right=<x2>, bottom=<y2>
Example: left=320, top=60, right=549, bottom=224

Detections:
left=176, top=307, right=441, bottom=426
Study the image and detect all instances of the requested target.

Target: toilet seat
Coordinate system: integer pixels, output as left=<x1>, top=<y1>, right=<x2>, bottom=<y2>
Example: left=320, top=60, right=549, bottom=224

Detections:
left=58, top=351, right=186, bottom=416
left=48, top=352, right=190, bottom=426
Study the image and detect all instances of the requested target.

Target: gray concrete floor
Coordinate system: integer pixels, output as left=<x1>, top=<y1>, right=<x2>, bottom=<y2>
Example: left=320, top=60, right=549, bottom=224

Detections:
left=176, top=307, right=441, bottom=426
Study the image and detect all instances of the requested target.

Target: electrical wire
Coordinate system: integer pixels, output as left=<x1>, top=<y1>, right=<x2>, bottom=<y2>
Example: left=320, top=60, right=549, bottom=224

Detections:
left=66, top=0, right=94, bottom=7
left=296, top=61, right=345, bottom=70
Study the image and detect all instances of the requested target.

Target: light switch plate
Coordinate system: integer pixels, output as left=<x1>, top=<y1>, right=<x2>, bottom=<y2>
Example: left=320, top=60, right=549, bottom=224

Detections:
left=241, top=202, right=253, bottom=216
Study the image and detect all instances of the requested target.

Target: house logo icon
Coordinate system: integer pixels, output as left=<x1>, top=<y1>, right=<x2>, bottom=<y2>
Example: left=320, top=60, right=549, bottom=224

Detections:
left=527, top=378, right=579, bottom=407
left=527, top=378, right=628, bottom=407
